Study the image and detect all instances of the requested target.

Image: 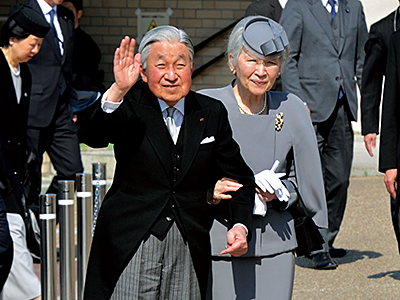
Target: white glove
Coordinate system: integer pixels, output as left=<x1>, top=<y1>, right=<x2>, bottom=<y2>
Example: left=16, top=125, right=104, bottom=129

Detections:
left=254, top=160, right=290, bottom=202
left=253, top=193, right=267, bottom=216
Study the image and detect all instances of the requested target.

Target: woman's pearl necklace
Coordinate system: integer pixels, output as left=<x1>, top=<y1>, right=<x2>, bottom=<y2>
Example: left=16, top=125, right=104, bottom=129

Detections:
left=9, top=63, right=20, bottom=77
left=238, top=94, right=267, bottom=115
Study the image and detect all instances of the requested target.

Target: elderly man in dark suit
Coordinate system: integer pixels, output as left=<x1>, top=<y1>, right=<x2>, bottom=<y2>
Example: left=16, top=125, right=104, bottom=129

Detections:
left=280, top=0, right=368, bottom=268
left=26, top=0, right=83, bottom=204
left=80, top=26, right=255, bottom=300
left=379, top=30, right=400, bottom=254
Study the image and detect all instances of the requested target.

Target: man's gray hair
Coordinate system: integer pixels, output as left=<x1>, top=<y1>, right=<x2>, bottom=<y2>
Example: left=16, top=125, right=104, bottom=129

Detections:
left=227, top=17, right=289, bottom=71
left=138, top=25, right=194, bottom=70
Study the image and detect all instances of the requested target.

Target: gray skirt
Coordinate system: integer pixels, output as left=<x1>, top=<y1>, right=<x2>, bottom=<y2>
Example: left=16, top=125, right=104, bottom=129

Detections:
left=207, top=251, right=295, bottom=300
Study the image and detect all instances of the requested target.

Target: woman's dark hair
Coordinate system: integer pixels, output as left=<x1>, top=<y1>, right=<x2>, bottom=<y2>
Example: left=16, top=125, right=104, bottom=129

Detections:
left=1, top=19, right=30, bottom=46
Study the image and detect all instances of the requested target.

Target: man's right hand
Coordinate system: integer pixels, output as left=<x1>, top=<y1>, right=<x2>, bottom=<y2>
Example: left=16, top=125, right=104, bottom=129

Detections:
left=384, top=168, right=397, bottom=199
left=107, top=36, right=142, bottom=103
left=363, top=133, right=377, bottom=157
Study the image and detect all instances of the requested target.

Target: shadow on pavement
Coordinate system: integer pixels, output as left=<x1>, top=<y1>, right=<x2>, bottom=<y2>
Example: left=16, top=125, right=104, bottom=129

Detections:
left=295, top=249, right=383, bottom=269
left=368, top=270, right=400, bottom=281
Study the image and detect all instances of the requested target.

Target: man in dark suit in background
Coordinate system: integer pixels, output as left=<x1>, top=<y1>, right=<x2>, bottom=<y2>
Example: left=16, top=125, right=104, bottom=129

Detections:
left=245, top=0, right=286, bottom=22
left=80, top=27, right=255, bottom=299
left=61, top=0, right=105, bottom=127
left=379, top=29, right=400, bottom=254
left=362, top=1, right=400, bottom=254
left=361, top=2, right=400, bottom=157
left=26, top=0, right=83, bottom=203
left=280, top=0, right=368, bottom=269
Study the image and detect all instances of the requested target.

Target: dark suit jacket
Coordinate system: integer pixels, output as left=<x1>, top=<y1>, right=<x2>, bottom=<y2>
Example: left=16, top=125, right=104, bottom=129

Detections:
left=379, top=31, right=400, bottom=173
left=245, top=0, right=283, bottom=22
left=26, top=0, right=75, bottom=128
left=80, top=82, right=255, bottom=299
left=0, top=51, right=30, bottom=212
left=280, top=0, right=368, bottom=123
left=361, top=9, right=398, bottom=136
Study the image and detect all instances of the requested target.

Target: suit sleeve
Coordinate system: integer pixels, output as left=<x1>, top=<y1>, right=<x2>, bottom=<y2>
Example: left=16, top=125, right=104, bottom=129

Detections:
left=361, top=23, right=387, bottom=135
left=279, top=0, right=304, bottom=100
left=379, top=33, right=400, bottom=172
left=214, top=102, right=255, bottom=237
left=355, top=2, right=368, bottom=89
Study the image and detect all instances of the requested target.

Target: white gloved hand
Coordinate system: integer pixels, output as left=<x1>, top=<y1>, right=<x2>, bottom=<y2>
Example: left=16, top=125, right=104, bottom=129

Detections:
left=254, top=160, right=290, bottom=202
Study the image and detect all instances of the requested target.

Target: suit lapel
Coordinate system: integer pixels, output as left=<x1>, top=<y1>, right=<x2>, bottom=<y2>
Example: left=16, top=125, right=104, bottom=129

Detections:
left=133, top=90, right=174, bottom=179
left=58, top=6, right=69, bottom=65
left=176, top=92, right=208, bottom=184
left=337, top=0, right=349, bottom=55
left=309, top=0, right=338, bottom=52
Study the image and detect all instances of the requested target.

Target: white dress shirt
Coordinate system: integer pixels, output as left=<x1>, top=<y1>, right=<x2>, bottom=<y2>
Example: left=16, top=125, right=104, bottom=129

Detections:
left=37, top=0, right=64, bottom=55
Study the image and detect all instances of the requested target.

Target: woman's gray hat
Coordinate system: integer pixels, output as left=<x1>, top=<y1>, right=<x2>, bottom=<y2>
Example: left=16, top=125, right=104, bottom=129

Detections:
left=1, top=3, right=50, bottom=44
left=241, top=16, right=288, bottom=60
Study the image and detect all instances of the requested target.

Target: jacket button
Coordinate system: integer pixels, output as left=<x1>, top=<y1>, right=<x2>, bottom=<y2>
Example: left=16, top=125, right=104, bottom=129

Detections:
left=174, top=154, right=180, bottom=159
left=335, top=76, right=339, bottom=81
left=166, top=216, right=172, bottom=222
left=174, top=167, right=179, bottom=172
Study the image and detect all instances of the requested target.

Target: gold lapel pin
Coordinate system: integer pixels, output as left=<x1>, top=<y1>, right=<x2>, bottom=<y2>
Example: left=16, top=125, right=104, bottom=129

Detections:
left=275, top=112, right=284, bottom=131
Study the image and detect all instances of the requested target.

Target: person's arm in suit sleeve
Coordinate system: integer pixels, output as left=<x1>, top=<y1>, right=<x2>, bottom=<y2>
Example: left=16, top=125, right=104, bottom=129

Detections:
left=354, top=3, right=368, bottom=90
left=279, top=0, right=304, bottom=99
left=379, top=33, right=399, bottom=199
left=361, top=24, right=387, bottom=156
left=212, top=102, right=255, bottom=256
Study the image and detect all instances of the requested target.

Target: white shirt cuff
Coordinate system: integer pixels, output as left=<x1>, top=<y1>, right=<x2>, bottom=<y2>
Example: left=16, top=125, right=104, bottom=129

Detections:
left=101, top=89, right=124, bottom=113
left=232, top=223, right=248, bottom=236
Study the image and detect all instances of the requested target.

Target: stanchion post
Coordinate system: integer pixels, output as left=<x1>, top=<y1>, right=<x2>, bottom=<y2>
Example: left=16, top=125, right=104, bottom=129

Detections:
left=39, top=194, right=57, bottom=300
left=58, top=180, right=76, bottom=300
left=92, top=162, right=106, bottom=235
left=76, top=173, right=93, bottom=300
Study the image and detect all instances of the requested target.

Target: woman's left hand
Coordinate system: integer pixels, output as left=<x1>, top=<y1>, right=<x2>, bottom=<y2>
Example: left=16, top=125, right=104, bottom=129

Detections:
left=255, top=186, right=277, bottom=203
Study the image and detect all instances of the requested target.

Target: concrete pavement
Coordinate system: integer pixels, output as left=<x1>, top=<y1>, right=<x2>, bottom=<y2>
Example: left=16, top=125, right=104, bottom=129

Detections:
left=292, top=134, right=400, bottom=299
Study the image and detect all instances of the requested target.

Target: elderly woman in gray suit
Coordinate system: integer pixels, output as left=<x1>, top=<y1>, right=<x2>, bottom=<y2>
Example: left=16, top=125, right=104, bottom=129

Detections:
left=199, top=16, right=329, bottom=300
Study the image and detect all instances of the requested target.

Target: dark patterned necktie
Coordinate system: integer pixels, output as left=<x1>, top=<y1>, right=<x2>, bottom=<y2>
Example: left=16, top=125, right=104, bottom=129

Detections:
left=327, top=0, right=337, bottom=18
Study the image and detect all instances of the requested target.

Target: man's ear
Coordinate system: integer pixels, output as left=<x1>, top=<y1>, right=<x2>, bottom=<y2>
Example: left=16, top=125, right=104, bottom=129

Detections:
left=140, top=67, right=148, bottom=83
left=191, top=62, right=195, bottom=75
left=77, top=10, right=83, bottom=21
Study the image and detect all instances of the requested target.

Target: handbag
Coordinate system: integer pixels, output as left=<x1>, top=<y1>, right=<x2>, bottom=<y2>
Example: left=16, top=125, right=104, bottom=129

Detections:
left=289, top=187, right=324, bottom=257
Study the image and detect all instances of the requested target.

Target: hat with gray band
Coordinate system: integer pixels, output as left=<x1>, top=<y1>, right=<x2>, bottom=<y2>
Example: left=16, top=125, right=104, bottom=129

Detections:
left=241, top=16, right=289, bottom=60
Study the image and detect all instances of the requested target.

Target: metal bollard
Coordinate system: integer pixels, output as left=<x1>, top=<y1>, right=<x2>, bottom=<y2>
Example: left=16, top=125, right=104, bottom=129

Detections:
left=76, top=173, right=93, bottom=300
left=39, top=194, right=57, bottom=300
left=92, top=162, right=106, bottom=235
left=58, top=180, right=76, bottom=300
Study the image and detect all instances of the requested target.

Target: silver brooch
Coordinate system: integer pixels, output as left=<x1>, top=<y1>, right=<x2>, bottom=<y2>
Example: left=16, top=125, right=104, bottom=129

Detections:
left=275, top=112, right=284, bottom=131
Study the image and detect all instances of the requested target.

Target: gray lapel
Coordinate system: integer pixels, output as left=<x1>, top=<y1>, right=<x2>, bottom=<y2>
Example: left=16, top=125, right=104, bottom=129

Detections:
left=337, top=0, right=349, bottom=55
left=309, top=0, right=338, bottom=52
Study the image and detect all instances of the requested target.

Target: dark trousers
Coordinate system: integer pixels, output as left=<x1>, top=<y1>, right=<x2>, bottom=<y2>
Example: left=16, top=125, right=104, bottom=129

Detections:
left=27, top=97, right=83, bottom=203
left=314, top=99, right=354, bottom=247
left=392, top=191, right=400, bottom=253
